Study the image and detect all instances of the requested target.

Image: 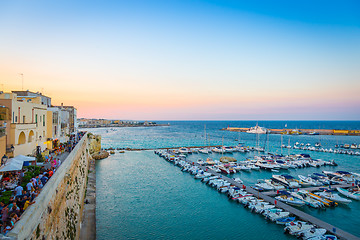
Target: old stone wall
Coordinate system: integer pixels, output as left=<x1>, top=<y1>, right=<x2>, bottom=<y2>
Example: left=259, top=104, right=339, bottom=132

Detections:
left=4, top=134, right=94, bottom=240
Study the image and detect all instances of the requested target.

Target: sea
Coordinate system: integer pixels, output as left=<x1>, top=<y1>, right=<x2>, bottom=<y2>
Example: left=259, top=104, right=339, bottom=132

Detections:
left=85, top=121, right=360, bottom=240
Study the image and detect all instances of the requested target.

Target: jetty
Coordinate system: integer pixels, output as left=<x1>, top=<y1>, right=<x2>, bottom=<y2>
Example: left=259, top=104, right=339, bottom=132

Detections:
left=183, top=159, right=360, bottom=240
left=263, top=183, right=353, bottom=196
left=223, top=127, right=360, bottom=136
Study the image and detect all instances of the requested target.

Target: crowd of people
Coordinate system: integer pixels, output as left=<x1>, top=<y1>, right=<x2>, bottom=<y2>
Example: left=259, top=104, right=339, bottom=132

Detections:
left=0, top=131, right=85, bottom=236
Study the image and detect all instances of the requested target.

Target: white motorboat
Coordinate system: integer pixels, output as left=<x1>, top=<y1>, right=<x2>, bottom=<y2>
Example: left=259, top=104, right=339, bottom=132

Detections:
left=284, top=221, right=314, bottom=235
left=316, top=190, right=352, bottom=204
left=298, top=175, right=323, bottom=186
left=299, top=228, right=326, bottom=240
left=290, top=191, right=325, bottom=208
left=264, top=179, right=285, bottom=190
left=272, top=175, right=301, bottom=188
left=212, top=147, right=225, bottom=153
left=238, top=165, right=252, bottom=171
left=179, top=147, right=191, bottom=154
left=246, top=124, right=267, bottom=134
left=253, top=203, right=275, bottom=213
left=263, top=209, right=290, bottom=221
left=275, top=194, right=306, bottom=207
left=336, top=187, right=360, bottom=200
left=255, top=179, right=274, bottom=191
left=198, top=148, right=210, bottom=154
left=232, top=177, right=243, bottom=184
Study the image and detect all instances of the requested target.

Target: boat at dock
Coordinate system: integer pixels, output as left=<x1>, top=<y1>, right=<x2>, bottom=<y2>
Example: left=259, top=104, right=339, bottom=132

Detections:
left=246, top=124, right=268, bottom=134
left=284, top=221, right=314, bottom=236
left=290, top=190, right=325, bottom=208
left=298, top=175, right=323, bottom=186
left=315, top=189, right=352, bottom=205
left=336, top=187, right=360, bottom=200
left=272, top=174, right=301, bottom=188
left=276, top=217, right=296, bottom=225
left=275, top=192, right=306, bottom=207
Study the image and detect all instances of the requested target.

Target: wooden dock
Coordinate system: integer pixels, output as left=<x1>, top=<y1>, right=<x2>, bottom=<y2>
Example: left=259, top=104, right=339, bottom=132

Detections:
left=183, top=159, right=360, bottom=240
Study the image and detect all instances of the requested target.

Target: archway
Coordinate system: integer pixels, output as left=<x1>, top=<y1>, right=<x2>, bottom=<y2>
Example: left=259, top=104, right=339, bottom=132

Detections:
left=28, top=130, right=34, bottom=142
left=18, top=131, right=26, bottom=145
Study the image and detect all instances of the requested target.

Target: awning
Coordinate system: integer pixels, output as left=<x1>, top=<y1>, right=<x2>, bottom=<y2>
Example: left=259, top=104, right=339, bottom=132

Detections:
left=0, top=155, right=36, bottom=172
left=0, top=158, right=24, bottom=172
left=12, top=155, right=36, bottom=162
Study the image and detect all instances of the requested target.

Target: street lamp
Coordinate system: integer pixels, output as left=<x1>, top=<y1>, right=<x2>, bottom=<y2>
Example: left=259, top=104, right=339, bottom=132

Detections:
left=1, top=154, right=8, bottom=166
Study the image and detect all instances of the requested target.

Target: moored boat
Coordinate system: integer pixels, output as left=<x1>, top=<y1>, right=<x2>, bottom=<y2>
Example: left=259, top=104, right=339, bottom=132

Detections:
left=315, top=190, right=352, bottom=204
left=336, top=187, right=360, bottom=200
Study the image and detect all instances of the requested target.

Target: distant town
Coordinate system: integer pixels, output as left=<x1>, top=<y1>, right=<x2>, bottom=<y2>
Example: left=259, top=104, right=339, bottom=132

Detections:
left=78, top=118, right=169, bottom=128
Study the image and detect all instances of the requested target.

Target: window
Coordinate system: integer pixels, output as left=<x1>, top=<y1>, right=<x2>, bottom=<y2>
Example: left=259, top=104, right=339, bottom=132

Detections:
left=15, top=116, right=17, bottom=123
left=35, top=114, right=38, bottom=126
left=43, top=114, right=45, bottom=126
left=23, top=116, right=25, bottom=123
left=12, top=112, right=14, bottom=123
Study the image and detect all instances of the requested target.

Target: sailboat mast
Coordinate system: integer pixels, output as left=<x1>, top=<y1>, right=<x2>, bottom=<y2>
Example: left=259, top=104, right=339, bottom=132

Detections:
left=204, top=124, right=207, bottom=147
left=222, top=136, right=224, bottom=157
left=288, top=137, right=290, bottom=156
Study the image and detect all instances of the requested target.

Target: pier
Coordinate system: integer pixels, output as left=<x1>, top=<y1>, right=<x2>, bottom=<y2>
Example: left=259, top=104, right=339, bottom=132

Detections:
left=223, top=127, right=360, bottom=136
left=182, top=158, right=360, bottom=240
left=263, top=183, right=353, bottom=196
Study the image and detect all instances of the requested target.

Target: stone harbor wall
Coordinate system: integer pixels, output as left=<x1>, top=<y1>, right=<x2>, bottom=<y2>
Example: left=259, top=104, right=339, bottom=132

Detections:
left=3, top=133, right=97, bottom=240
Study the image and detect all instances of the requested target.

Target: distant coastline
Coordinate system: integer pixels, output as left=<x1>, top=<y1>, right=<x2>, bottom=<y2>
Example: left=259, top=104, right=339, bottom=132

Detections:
left=78, top=118, right=170, bottom=128
left=79, top=123, right=170, bottom=128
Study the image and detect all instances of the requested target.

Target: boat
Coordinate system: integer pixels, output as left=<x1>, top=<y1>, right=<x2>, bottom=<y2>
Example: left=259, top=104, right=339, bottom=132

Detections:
left=255, top=179, right=275, bottom=191
left=272, top=175, right=301, bottom=188
left=233, top=177, right=243, bottom=184
left=212, top=147, right=224, bottom=153
left=264, top=179, right=285, bottom=190
left=198, top=148, right=210, bottom=154
left=308, top=132, right=319, bottom=135
left=275, top=193, right=306, bottom=207
left=299, top=228, right=326, bottom=240
left=218, top=166, right=230, bottom=174
left=336, top=187, right=360, bottom=200
left=316, top=190, right=352, bottom=204
left=276, top=217, right=296, bottom=225
left=284, top=221, right=314, bottom=235
left=307, top=192, right=338, bottom=207
left=290, top=190, right=325, bottom=208
left=264, top=209, right=290, bottom=221
left=298, top=175, right=322, bottom=186
left=246, top=124, right=267, bottom=134
left=179, top=147, right=191, bottom=154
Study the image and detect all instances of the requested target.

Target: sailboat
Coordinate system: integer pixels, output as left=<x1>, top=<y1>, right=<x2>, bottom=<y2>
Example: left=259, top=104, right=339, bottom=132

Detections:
left=199, top=125, right=210, bottom=154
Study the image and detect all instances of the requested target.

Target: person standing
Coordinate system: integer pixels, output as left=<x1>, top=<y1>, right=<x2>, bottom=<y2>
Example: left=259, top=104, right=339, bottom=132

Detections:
left=14, top=184, right=23, bottom=197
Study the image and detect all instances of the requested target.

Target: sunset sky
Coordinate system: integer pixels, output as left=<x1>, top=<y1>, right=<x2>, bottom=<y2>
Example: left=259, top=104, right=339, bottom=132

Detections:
left=1, top=0, right=359, bottom=120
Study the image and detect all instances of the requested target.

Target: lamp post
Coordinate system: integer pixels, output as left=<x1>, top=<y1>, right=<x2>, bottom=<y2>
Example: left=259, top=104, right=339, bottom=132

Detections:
left=1, top=154, right=8, bottom=166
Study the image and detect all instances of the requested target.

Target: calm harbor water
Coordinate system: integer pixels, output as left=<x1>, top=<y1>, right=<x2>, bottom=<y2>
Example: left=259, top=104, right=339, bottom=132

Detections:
left=93, top=121, right=360, bottom=239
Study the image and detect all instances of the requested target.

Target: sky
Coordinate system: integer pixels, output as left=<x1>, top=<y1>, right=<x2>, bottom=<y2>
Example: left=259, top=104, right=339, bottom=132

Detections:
left=0, top=0, right=359, bottom=120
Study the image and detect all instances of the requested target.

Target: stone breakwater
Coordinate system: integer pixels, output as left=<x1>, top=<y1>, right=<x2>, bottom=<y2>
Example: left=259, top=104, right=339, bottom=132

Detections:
left=91, top=150, right=109, bottom=160
left=2, top=133, right=100, bottom=240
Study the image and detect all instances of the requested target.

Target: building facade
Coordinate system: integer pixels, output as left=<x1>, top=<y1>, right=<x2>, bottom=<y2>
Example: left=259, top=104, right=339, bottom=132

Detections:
left=12, top=90, right=52, bottom=107
left=0, top=92, right=50, bottom=156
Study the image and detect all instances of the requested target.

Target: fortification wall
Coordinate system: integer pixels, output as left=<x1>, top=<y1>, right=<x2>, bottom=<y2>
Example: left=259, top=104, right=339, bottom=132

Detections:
left=3, top=134, right=95, bottom=240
